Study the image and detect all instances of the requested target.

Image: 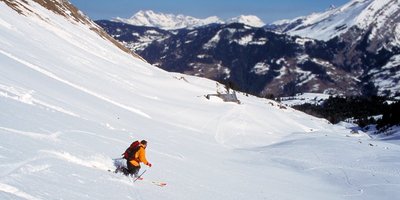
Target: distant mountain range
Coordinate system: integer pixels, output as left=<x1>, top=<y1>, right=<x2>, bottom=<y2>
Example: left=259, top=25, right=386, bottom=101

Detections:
left=113, top=10, right=265, bottom=30
left=97, top=0, right=400, bottom=98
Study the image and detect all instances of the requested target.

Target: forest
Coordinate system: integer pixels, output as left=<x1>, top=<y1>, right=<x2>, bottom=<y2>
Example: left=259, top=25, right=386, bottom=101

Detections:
left=292, top=96, right=400, bottom=132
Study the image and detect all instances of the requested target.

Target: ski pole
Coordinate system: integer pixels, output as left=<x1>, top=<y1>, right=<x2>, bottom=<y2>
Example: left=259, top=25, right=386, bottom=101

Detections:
left=133, top=169, right=147, bottom=182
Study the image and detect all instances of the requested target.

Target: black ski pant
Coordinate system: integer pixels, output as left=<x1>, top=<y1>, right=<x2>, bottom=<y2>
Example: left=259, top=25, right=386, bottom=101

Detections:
left=127, top=160, right=141, bottom=177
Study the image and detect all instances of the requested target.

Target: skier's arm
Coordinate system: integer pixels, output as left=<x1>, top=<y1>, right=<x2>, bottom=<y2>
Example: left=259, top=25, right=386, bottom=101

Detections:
left=139, top=148, right=150, bottom=166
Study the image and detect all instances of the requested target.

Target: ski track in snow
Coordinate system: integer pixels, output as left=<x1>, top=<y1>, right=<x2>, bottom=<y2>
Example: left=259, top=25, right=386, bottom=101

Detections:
left=0, top=49, right=151, bottom=119
left=0, top=157, right=42, bottom=179
left=0, top=83, right=80, bottom=117
left=0, top=127, right=60, bottom=142
left=0, top=183, right=41, bottom=200
left=39, top=150, right=112, bottom=171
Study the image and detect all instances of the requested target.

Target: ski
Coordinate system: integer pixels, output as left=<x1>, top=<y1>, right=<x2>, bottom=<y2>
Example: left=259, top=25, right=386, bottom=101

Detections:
left=109, top=169, right=167, bottom=187
left=151, top=181, right=167, bottom=187
left=138, top=178, right=167, bottom=187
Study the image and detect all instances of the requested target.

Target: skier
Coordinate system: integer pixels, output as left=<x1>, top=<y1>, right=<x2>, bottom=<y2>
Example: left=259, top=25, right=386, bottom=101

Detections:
left=126, top=140, right=152, bottom=177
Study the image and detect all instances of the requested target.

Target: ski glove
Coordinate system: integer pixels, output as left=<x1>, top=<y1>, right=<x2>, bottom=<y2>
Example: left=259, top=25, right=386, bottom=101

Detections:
left=147, top=162, right=152, bottom=167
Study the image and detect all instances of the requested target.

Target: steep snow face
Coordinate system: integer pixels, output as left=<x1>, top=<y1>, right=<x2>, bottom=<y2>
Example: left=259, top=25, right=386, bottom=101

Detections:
left=114, top=10, right=224, bottom=30
left=1, top=0, right=142, bottom=60
left=271, top=0, right=400, bottom=43
left=1, top=1, right=400, bottom=200
left=114, top=10, right=265, bottom=30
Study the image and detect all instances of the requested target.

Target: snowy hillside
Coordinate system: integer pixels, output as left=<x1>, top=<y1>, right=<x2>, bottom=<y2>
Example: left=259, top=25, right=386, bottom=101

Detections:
left=270, top=0, right=400, bottom=43
left=114, top=10, right=265, bottom=30
left=280, top=93, right=331, bottom=106
left=1, top=1, right=400, bottom=200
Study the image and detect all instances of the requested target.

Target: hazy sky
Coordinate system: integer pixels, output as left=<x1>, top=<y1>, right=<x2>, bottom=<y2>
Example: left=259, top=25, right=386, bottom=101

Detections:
left=69, top=0, right=350, bottom=23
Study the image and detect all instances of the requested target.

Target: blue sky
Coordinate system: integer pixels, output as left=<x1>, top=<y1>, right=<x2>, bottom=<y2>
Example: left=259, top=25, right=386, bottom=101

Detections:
left=69, top=0, right=350, bottom=23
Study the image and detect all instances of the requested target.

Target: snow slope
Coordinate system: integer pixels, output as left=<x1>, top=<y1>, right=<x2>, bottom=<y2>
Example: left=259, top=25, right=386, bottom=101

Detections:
left=280, top=93, right=331, bottom=106
left=1, top=1, right=400, bottom=200
left=271, top=0, right=400, bottom=42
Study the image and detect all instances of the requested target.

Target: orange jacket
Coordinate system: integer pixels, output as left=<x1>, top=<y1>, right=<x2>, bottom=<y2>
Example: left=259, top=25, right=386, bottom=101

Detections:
left=129, top=144, right=149, bottom=167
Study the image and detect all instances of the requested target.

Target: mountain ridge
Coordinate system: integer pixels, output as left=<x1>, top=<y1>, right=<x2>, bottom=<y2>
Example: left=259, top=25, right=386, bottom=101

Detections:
left=0, top=0, right=145, bottom=61
left=268, top=0, right=400, bottom=49
left=114, top=10, right=265, bottom=30
left=97, top=0, right=400, bottom=98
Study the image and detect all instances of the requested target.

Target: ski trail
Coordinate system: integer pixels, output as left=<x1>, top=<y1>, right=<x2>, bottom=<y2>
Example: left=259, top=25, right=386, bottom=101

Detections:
left=0, top=49, right=151, bottom=119
left=0, top=183, right=42, bottom=200
left=0, top=83, right=80, bottom=117
left=0, top=158, right=41, bottom=179
left=39, top=150, right=112, bottom=171
left=214, top=104, right=247, bottom=147
left=0, top=127, right=60, bottom=142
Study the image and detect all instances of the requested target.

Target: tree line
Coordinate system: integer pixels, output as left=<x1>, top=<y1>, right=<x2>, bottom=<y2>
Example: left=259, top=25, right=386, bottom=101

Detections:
left=292, top=96, right=400, bottom=132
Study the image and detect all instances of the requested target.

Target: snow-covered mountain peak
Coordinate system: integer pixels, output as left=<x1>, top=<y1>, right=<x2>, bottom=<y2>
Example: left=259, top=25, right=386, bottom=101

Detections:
left=114, top=10, right=265, bottom=30
left=227, top=15, right=265, bottom=28
left=328, top=4, right=336, bottom=10
left=114, top=10, right=224, bottom=30
left=269, top=0, right=400, bottom=43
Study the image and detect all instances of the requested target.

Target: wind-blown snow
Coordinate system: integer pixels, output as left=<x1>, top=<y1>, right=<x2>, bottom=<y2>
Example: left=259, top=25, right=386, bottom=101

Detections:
left=1, top=1, right=400, bottom=200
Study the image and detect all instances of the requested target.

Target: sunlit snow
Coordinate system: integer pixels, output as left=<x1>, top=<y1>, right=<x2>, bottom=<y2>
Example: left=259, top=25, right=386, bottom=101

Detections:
left=1, top=1, right=400, bottom=200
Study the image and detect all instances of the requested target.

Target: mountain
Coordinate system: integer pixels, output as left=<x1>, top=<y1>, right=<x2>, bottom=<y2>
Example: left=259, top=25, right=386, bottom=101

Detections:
left=225, top=15, right=265, bottom=28
left=1, top=1, right=400, bottom=199
left=114, top=10, right=224, bottom=30
left=98, top=0, right=400, bottom=98
left=268, top=0, right=400, bottom=96
left=1, top=0, right=144, bottom=61
left=96, top=20, right=346, bottom=96
left=268, top=0, right=400, bottom=50
left=97, top=19, right=400, bottom=97
left=114, top=10, right=265, bottom=30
